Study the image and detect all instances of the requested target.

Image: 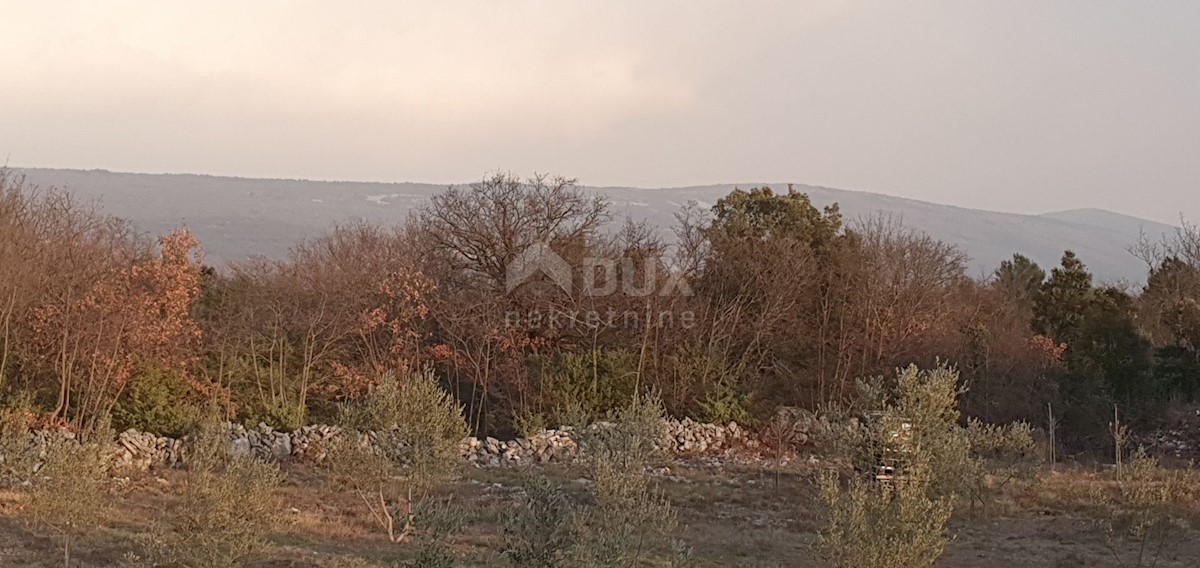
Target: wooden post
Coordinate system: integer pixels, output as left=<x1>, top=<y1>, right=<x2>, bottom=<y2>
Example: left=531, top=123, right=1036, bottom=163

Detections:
left=1046, top=402, right=1056, bottom=467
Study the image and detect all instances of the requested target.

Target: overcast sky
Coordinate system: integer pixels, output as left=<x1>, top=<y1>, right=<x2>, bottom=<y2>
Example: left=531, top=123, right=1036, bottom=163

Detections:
left=2, top=1, right=1197, bottom=224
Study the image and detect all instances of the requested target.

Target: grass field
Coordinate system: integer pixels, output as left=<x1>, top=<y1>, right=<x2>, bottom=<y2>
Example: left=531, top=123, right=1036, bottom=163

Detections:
left=2, top=458, right=1198, bottom=567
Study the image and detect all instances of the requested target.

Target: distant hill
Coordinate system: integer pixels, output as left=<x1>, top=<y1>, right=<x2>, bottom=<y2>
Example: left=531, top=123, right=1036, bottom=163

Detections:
left=10, top=168, right=1176, bottom=283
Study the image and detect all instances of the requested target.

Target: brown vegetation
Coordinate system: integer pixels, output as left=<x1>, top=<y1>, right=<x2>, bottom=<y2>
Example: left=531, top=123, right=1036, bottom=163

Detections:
left=1, top=169, right=1199, bottom=565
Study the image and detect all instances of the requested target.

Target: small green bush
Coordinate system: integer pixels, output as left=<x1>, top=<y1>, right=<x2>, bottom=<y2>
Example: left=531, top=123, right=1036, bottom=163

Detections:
left=570, top=453, right=680, bottom=567
left=574, top=393, right=687, bottom=567
left=239, top=398, right=306, bottom=431
left=185, top=408, right=234, bottom=474
left=503, top=476, right=576, bottom=567
left=24, top=434, right=111, bottom=566
left=326, top=437, right=416, bottom=542
left=140, top=408, right=283, bottom=566
left=511, top=411, right=549, bottom=439
left=890, top=365, right=974, bottom=498
left=113, top=366, right=201, bottom=436
left=338, top=368, right=468, bottom=488
left=504, top=395, right=688, bottom=567
left=813, top=365, right=1036, bottom=567
left=221, top=356, right=308, bottom=430
left=816, top=365, right=1038, bottom=507
left=963, top=418, right=1038, bottom=514
left=818, top=464, right=953, bottom=568
left=150, top=454, right=285, bottom=567
left=577, top=391, right=667, bottom=472
left=402, top=497, right=468, bottom=567
left=328, top=368, right=468, bottom=543
left=528, top=350, right=640, bottom=429
left=0, top=400, right=38, bottom=487
left=664, top=346, right=757, bottom=425
left=697, top=378, right=754, bottom=425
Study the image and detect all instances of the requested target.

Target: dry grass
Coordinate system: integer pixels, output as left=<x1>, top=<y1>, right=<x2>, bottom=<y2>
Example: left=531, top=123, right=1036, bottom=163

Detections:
left=0, top=459, right=1197, bottom=567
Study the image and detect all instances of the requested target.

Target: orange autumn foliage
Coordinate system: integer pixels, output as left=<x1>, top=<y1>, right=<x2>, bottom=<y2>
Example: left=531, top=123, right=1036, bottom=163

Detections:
left=27, top=228, right=203, bottom=428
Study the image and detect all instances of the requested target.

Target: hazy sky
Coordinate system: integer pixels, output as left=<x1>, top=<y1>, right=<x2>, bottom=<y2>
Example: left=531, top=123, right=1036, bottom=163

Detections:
left=2, top=1, right=1197, bottom=224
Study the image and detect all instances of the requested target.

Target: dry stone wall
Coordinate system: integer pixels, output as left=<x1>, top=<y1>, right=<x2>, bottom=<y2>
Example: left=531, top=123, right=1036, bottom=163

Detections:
left=10, top=418, right=763, bottom=473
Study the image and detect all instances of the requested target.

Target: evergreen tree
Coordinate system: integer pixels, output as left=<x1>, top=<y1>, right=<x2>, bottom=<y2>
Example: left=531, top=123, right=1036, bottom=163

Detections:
left=994, top=253, right=1045, bottom=312
left=1033, top=251, right=1094, bottom=345
left=707, top=186, right=843, bottom=246
left=1073, top=288, right=1154, bottom=406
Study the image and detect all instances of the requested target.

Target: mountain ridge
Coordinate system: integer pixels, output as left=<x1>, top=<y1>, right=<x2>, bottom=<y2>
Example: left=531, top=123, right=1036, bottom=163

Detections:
left=9, top=167, right=1176, bottom=284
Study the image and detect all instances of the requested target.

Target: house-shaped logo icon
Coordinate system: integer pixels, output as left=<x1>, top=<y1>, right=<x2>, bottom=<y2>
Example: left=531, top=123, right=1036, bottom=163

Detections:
left=506, top=242, right=572, bottom=294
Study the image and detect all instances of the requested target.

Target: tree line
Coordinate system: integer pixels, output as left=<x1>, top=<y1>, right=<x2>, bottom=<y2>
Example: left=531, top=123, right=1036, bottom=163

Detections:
left=0, top=170, right=1196, bottom=453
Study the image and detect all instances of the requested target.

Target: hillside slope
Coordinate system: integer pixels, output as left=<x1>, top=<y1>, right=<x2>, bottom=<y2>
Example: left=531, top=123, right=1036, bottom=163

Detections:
left=11, top=168, right=1175, bottom=283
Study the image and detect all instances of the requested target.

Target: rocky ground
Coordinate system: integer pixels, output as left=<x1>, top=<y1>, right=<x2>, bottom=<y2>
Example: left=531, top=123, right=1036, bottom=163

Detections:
left=4, top=413, right=1200, bottom=566
left=1134, top=407, right=1200, bottom=463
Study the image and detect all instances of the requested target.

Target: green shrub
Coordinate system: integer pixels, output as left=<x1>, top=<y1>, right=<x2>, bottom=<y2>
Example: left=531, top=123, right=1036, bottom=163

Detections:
left=818, top=464, right=953, bottom=568
left=221, top=356, right=308, bottom=430
left=503, top=395, right=687, bottom=567
left=326, top=437, right=416, bottom=543
left=570, top=453, right=681, bottom=567
left=577, top=391, right=667, bottom=473
left=663, top=346, right=758, bottom=425
left=528, top=350, right=640, bottom=429
left=503, top=476, right=576, bottom=567
left=890, top=365, right=974, bottom=498
left=813, top=365, right=1033, bottom=567
left=890, top=368, right=1038, bottom=511
left=149, top=454, right=285, bottom=566
left=0, top=400, right=38, bottom=487
left=23, top=434, right=111, bottom=566
left=328, top=368, right=468, bottom=543
left=138, top=407, right=283, bottom=566
left=816, top=365, right=1039, bottom=507
left=185, top=407, right=234, bottom=474
left=338, top=368, right=468, bottom=488
left=511, top=411, right=549, bottom=439
left=963, top=418, right=1038, bottom=514
left=697, top=377, right=754, bottom=425
left=555, top=400, right=595, bottom=432
left=573, top=393, right=688, bottom=567
left=113, top=366, right=201, bottom=436
left=238, top=398, right=306, bottom=431
left=402, top=497, right=468, bottom=567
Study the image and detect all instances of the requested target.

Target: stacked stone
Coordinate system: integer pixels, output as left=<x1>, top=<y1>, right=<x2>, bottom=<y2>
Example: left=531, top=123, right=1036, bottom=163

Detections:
left=1134, top=428, right=1194, bottom=460
left=227, top=423, right=294, bottom=460
left=113, top=429, right=183, bottom=469
left=663, top=418, right=752, bottom=455
left=461, top=428, right=580, bottom=466
left=288, top=424, right=342, bottom=460
left=7, top=417, right=770, bottom=473
left=1128, top=408, right=1200, bottom=461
